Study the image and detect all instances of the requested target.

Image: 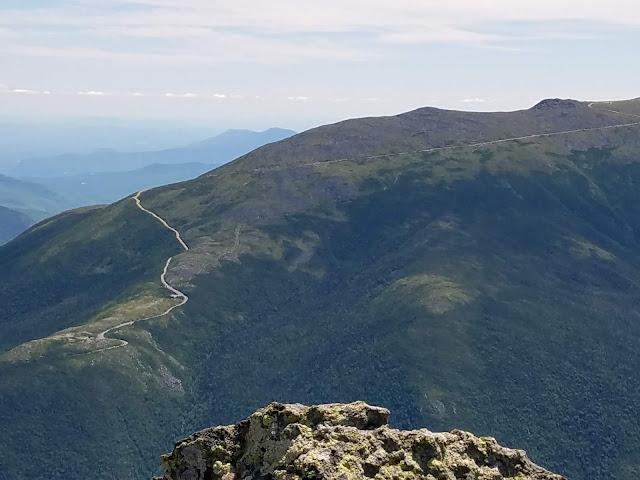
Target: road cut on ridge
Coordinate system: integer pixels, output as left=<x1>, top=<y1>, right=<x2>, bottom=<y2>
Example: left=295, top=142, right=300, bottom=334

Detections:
left=93, top=103, right=640, bottom=354
left=206, top=101, right=640, bottom=179
left=91, top=190, right=189, bottom=354
left=134, top=189, right=189, bottom=251
left=307, top=103, right=640, bottom=167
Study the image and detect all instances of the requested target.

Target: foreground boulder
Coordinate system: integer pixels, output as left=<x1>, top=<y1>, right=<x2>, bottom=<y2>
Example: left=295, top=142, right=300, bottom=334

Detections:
left=156, top=402, right=563, bottom=480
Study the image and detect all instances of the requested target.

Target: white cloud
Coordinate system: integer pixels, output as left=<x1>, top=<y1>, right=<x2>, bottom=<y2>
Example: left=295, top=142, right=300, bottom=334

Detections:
left=64, top=0, right=640, bottom=32
left=130, top=92, right=145, bottom=96
left=165, top=92, right=199, bottom=98
left=1, top=0, right=635, bottom=70
left=77, top=90, right=105, bottom=96
left=213, top=93, right=227, bottom=99
left=0, top=45, right=220, bottom=65
left=380, top=28, right=503, bottom=45
left=362, top=97, right=391, bottom=103
left=461, top=98, right=486, bottom=103
left=13, top=88, right=39, bottom=94
left=287, top=96, right=309, bottom=101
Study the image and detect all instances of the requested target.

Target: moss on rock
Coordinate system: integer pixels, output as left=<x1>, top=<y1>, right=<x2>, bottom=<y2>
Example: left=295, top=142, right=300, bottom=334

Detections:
left=155, top=402, right=563, bottom=480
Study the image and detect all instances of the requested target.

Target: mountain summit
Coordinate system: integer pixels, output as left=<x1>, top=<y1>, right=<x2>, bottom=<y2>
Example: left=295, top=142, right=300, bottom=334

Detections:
left=1, top=98, right=640, bottom=480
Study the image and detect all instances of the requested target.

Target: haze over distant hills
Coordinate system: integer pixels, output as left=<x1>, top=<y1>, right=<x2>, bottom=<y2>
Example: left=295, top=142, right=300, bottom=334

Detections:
left=0, top=205, right=34, bottom=245
left=0, top=119, right=215, bottom=168
left=1, top=98, right=640, bottom=480
left=0, top=174, right=68, bottom=220
left=9, top=127, right=296, bottom=177
left=0, top=128, right=296, bottom=242
left=34, top=162, right=213, bottom=208
left=0, top=173, right=70, bottom=245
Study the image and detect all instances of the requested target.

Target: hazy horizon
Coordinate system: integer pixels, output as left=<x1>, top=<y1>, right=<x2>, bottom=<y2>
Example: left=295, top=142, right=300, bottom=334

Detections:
left=3, top=93, right=638, bottom=135
left=2, top=1, right=639, bottom=130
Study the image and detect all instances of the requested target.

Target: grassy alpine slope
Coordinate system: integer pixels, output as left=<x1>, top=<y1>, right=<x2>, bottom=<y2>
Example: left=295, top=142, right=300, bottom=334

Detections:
left=1, top=98, right=640, bottom=480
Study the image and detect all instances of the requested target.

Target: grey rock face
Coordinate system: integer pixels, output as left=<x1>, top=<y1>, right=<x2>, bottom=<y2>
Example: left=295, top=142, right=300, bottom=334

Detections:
left=156, top=402, right=564, bottom=480
left=533, top=98, right=580, bottom=110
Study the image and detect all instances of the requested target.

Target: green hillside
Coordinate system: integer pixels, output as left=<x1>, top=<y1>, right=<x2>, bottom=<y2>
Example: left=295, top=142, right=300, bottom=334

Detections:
left=1, top=99, right=640, bottom=480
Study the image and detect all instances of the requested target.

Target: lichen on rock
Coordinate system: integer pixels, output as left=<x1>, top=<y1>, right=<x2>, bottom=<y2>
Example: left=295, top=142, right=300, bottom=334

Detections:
left=155, top=401, right=564, bottom=480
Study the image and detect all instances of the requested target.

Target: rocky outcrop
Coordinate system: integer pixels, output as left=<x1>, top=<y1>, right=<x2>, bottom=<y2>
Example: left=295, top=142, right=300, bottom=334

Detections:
left=532, top=98, right=580, bottom=110
left=156, top=402, right=564, bottom=480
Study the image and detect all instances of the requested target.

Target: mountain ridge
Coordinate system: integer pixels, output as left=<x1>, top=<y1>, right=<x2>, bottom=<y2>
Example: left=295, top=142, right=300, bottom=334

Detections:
left=1, top=98, right=640, bottom=480
left=11, top=127, right=297, bottom=177
left=189, top=127, right=296, bottom=149
left=223, top=99, right=639, bottom=173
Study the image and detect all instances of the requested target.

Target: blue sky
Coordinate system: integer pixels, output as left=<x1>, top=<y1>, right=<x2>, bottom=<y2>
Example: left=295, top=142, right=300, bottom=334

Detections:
left=1, top=0, right=639, bottom=130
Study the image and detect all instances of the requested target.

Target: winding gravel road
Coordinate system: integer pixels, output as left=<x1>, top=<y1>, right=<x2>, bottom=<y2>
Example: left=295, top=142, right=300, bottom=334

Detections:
left=205, top=101, right=640, bottom=179
left=309, top=102, right=640, bottom=167
left=134, top=189, right=189, bottom=251
left=91, top=190, right=189, bottom=354
left=91, top=102, right=640, bottom=354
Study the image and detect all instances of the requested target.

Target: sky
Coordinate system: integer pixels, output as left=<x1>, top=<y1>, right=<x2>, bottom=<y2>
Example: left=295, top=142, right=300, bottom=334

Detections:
left=1, top=0, right=640, bottom=131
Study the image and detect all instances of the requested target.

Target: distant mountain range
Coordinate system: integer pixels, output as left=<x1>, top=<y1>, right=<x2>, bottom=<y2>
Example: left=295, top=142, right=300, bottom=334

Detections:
left=33, top=162, right=213, bottom=208
left=0, top=174, right=68, bottom=220
left=0, top=205, right=34, bottom=245
left=11, top=127, right=296, bottom=177
left=0, top=128, right=296, bottom=243
left=0, top=119, right=215, bottom=168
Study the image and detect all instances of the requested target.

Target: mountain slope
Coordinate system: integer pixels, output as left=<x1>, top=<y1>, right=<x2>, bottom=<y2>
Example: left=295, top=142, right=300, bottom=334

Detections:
left=0, top=202, right=178, bottom=352
left=0, top=205, right=34, bottom=244
left=1, top=99, right=640, bottom=480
